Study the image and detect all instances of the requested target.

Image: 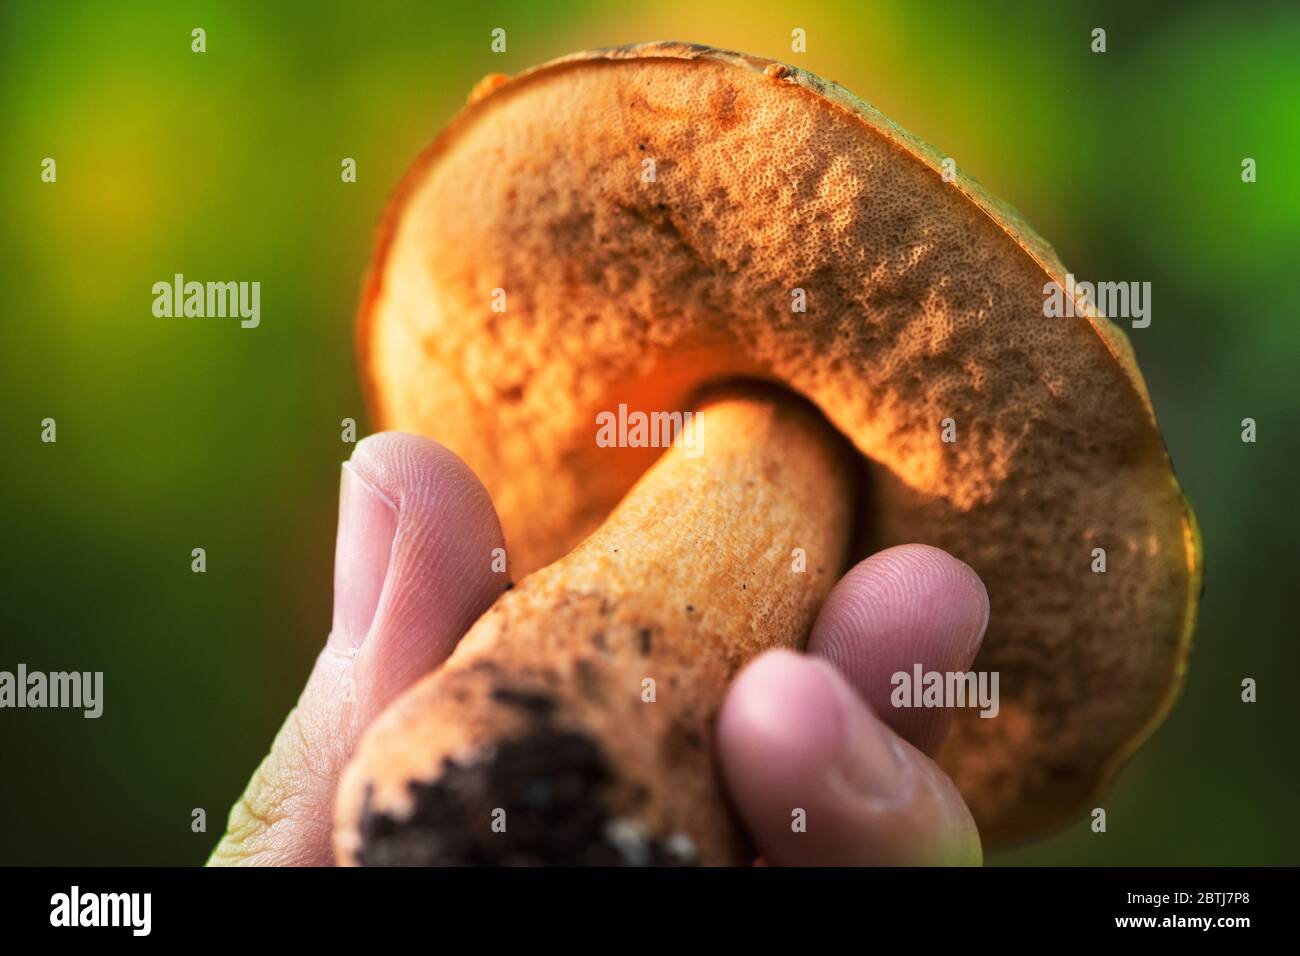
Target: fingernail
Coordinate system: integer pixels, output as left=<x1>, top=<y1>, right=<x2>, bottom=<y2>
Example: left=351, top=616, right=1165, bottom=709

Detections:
left=330, top=462, right=398, bottom=651
left=817, top=660, right=906, bottom=802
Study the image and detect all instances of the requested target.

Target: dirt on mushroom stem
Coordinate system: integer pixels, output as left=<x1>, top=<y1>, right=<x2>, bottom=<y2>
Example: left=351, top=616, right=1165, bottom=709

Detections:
left=335, top=386, right=858, bottom=865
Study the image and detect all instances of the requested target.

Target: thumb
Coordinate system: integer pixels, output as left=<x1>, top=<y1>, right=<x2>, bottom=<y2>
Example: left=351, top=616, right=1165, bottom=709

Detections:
left=208, top=433, right=506, bottom=866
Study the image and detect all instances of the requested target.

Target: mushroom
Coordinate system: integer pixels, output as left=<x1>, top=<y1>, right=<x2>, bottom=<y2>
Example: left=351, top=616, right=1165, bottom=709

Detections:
left=336, top=42, right=1202, bottom=864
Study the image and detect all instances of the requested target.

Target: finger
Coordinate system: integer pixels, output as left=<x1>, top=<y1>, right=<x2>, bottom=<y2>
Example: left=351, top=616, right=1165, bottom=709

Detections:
left=808, top=544, right=988, bottom=755
left=337, top=432, right=510, bottom=711
left=718, top=650, right=982, bottom=866
left=208, top=432, right=505, bottom=866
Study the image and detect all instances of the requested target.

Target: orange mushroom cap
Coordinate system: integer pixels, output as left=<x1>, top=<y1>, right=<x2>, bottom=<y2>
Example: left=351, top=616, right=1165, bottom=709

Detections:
left=358, top=41, right=1202, bottom=844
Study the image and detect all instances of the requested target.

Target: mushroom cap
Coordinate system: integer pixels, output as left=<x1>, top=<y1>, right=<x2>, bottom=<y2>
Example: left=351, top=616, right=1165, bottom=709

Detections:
left=358, top=41, right=1202, bottom=844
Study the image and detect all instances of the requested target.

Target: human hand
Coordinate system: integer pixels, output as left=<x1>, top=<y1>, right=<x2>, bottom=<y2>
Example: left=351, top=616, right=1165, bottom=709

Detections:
left=209, top=432, right=986, bottom=866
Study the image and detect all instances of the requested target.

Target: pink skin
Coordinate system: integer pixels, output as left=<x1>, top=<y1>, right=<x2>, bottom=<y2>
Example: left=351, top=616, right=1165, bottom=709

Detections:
left=210, top=433, right=988, bottom=866
left=718, top=547, right=987, bottom=866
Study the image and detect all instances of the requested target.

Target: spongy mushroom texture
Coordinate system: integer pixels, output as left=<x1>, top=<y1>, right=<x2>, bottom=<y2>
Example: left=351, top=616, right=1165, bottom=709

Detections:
left=360, top=42, right=1201, bottom=844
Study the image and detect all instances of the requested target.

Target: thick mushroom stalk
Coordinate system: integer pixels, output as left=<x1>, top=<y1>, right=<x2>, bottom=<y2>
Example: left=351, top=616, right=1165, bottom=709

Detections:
left=335, top=389, right=855, bottom=865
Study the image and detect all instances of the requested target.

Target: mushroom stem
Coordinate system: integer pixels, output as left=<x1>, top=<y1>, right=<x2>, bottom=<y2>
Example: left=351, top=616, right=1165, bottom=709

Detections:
left=337, top=387, right=856, bottom=865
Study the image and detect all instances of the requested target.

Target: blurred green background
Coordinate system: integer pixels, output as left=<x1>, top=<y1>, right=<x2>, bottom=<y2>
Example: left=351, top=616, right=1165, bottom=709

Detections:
left=1, top=0, right=1296, bottom=865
